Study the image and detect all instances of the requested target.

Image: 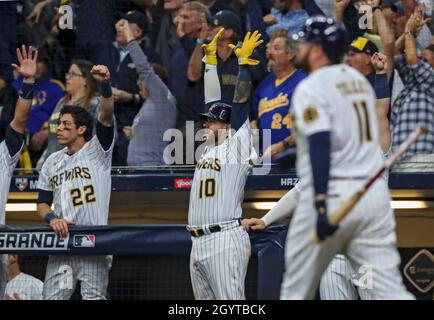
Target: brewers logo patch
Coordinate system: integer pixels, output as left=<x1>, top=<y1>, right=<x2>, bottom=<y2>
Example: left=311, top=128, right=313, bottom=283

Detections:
left=303, top=106, right=318, bottom=123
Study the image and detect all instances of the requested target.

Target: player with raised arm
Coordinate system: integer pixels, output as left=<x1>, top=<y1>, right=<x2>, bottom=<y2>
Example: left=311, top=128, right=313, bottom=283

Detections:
left=36, top=64, right=115, bottom=300
left=0, top=45, right=37, bottom=300
left=187, top=29, right=263, bottom=300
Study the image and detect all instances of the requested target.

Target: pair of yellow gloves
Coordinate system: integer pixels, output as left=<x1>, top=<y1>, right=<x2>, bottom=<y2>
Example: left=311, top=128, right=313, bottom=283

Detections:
left=201, top=28, right=263, bottom=66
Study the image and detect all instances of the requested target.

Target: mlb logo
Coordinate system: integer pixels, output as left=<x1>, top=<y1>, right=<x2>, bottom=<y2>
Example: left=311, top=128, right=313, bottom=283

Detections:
left=73, top=235, right=96, bottom=248
left=15, top=178, right=29, bottom=191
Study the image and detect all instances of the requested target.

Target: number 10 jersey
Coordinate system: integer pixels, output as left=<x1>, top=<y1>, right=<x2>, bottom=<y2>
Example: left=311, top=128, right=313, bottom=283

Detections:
left=188, top=121, right=258, bottom=227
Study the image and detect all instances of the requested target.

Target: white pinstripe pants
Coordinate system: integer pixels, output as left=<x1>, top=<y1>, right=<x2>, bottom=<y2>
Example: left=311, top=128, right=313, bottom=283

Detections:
left=42, top=255, right=112, bottom=300
left=280, top=180, right=414, bottom=300
left=190, top=226, right=251, bottom=300
left=320, top=254, right=373, bottom=300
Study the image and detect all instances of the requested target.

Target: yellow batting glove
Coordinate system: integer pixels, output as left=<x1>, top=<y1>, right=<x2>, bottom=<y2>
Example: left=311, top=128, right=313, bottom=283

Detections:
left=228, top=30, right=264, bottom=65
left=201, top=28, right=225, bottom=65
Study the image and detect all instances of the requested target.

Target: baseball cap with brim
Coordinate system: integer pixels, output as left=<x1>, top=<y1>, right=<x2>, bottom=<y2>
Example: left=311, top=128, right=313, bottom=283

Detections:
left=349, top=37, right=379, bottom=55
left=122, top=10, right=148, bottom=33
left=200, top=102, right=232, bottom=124
left=290, top=16, right=348, bottom=43
left=207, top=10, right=242, bottom=37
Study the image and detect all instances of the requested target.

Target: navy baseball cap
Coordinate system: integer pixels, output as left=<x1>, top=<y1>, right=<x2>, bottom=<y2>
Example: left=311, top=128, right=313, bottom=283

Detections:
left=200, top=102, right=232, bottom=123
left=122, top=10, right=149, bottom=33
left=349, top=36, right=379, bottom=55
left=291, top=16, right=349, bottom=63
left=207, top=10, right=242, bottom=36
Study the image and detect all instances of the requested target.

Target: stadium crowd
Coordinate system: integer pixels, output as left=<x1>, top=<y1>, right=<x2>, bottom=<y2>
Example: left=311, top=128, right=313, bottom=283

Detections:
left=0, top=0, right=433, bottom=170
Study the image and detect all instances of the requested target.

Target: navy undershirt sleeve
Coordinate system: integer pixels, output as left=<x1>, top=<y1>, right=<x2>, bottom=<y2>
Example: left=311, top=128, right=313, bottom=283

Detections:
left=96, top=121, right=114, bottom=151
left=308, top=131, right=331, bottom=196
left=5, top=125, right=24, bottom=157
left=37, top=189, right=54, bottom=206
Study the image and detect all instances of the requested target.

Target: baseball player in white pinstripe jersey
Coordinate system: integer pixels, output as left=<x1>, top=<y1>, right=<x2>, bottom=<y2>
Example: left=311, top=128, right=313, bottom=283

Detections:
left=0, top=46, right=37, bottom=300
left=36, top=65, right=114, bottom=300
left=318, top=51, right=393, bottom=300
left=278, top=16, right=413, bottom=300
left=187, top=29, right=263, bottom=300
left=243, top=184, right=375, bottom=300
left=244, top=51, right=394, bottom=300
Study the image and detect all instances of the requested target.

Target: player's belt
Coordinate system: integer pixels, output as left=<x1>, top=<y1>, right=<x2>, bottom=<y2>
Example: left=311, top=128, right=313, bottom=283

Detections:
left=189, top=219, right=242, bottom=238
left=190, top=224, right=221, bottom=237
left=330, top=176, right=368, bottom=180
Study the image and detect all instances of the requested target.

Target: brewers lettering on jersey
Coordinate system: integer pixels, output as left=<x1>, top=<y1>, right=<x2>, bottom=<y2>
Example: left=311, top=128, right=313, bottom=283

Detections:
left=0, top=45, right=37, bottom=301
left=187, top=29, right=262, bottom=300
left=279, top=16, right=413, bottom=300
left=36, top=64, right=115, bottom=300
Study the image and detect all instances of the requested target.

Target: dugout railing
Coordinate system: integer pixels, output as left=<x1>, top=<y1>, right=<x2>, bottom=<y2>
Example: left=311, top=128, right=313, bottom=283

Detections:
left=0, top=225, right=287, bottom=300
left=0, top=224, right=433, bottom=299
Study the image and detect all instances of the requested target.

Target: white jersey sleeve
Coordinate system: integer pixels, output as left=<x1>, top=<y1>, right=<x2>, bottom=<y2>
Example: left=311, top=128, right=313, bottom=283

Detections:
left=228, top=119, right=258, bottom=165
left=262, top=183, right=300, bottom=227
left=293, top=85, right=332, bottom=137
left=0, top=140, right=22, bottom=169
left=37, top=159, right=53, bottom=192
left=0, top=141, right=21, bottom=224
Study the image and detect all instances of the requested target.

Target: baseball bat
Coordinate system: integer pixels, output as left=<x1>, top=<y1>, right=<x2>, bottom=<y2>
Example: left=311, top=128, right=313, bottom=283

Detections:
left=312, top=125, right=427, bottom=243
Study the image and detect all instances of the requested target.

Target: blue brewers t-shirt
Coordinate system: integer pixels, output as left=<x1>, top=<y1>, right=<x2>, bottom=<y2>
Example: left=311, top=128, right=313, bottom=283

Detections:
left=252, top=70, right=306, bottom=150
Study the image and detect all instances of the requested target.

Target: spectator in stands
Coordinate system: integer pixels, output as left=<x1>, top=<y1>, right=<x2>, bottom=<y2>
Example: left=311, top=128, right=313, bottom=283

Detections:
left=333, top=0, right=368, bottom=40
left=26, top=0, right=115, bottom=63
left=313, top=0, right=335, bottom=17
left=171, top=2, right=209, bottom=130
left=156, top=0, right=187, bottom=69
left=188, top=10, right=267, bottom=105
left=252, top=30, right=305, bottom=160
left=100, top=10, right=160, bottom=166
left=197, top=0, right=233, bottom=15
left=115, top=0, right=157, bottom=50
left=22, top=0, right=57, bottom=48
left=341, top=1, right=395, bottom=153
left=346, top=39, right=393, bottom=153
left=246, top=0, right=273, bottom=58
left=36, top=60, right=99, bottom=168
left=392, top=6, right=434, bottom=170
left=0, top=41, right=14, bottom=90
left=347, top=37, right=383, bottom=83
left=393, top=0, right=432, bottom=52
left=0, top=1, right=19, bottom=82
left=12, top=49, right=65, bottom=165
left=118, top=20, right=177, bottom=166
left=422, top=42, right=434, bottom=63
left=388, top=1, right=432, bottom=105
left=4, top=255, right=43, bottom=300
left=334, top=0, right=396, bottom=62
left=263, top=0, right=309, bottom=35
